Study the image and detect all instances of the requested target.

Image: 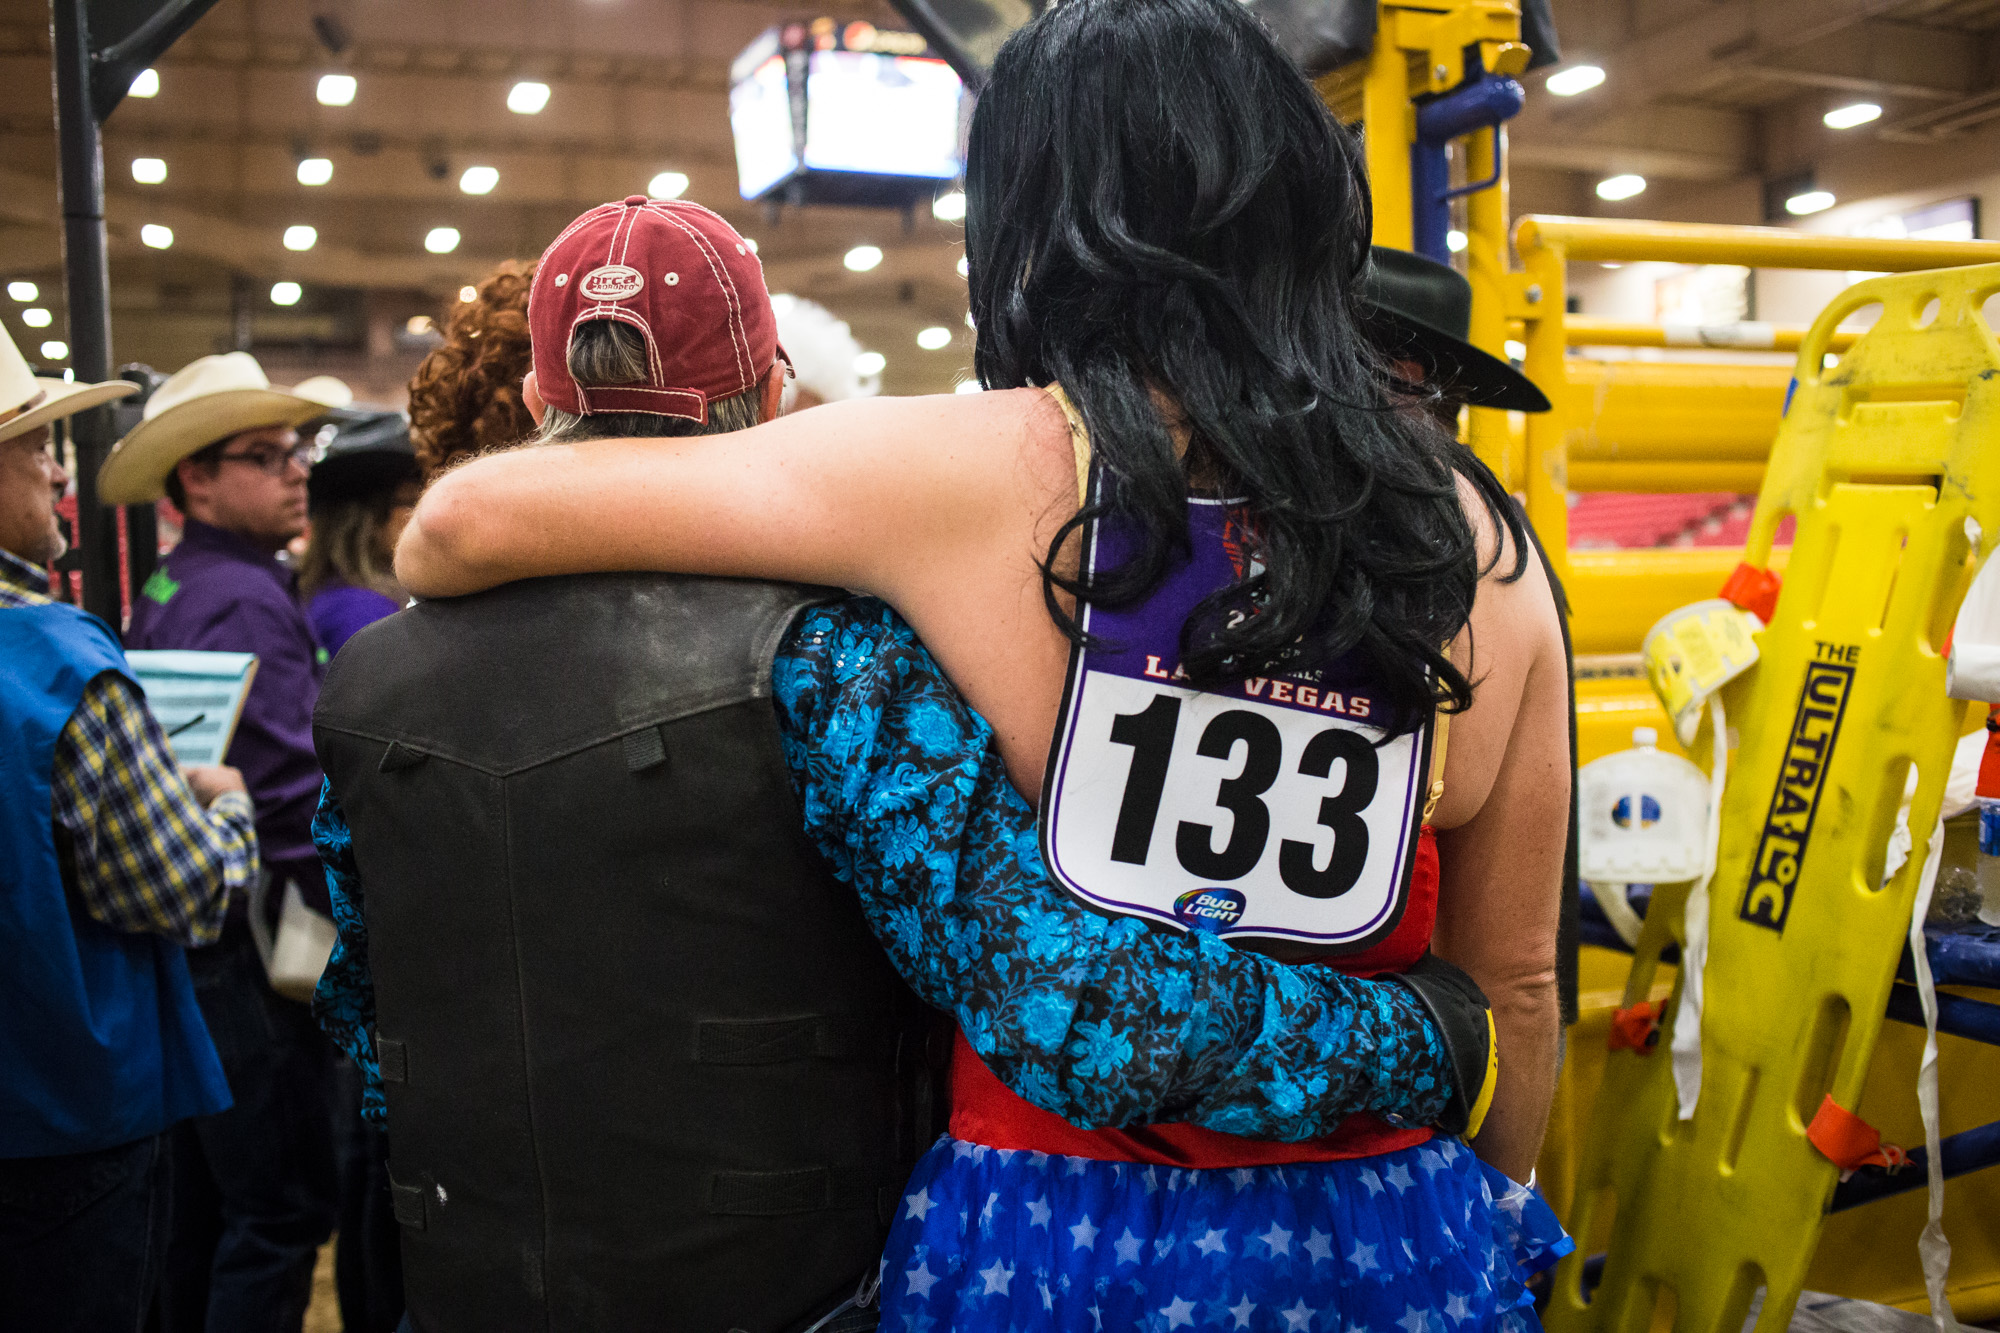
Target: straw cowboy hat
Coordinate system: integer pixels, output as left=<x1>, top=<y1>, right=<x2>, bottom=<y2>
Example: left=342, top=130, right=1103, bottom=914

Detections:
left=0, top=323, right=139, bottom=446
left=97, top=352, right=351, bottom=504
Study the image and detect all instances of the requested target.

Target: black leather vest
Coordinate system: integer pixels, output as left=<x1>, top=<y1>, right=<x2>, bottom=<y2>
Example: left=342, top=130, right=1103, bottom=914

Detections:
left=314, top=574, right=938, bottom=1333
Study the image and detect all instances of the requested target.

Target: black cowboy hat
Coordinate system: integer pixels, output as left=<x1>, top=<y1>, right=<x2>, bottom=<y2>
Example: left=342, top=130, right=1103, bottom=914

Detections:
left=1359, top=246, right=1551, bottom=414
left=307, top=409, right=421, bottom=511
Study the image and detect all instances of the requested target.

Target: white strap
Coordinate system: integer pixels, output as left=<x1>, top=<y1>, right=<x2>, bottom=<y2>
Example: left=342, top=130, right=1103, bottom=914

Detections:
left=1591, top=880, right=1645, bottom=950
left=1907, top=815, right=1963, bottom=1332
left=1670, top=694, right=1728, bottom=1119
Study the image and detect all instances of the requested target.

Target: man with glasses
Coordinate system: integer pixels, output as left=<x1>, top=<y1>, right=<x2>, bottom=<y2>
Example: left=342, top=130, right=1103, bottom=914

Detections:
left=99, top=351, right=349, bottom=1332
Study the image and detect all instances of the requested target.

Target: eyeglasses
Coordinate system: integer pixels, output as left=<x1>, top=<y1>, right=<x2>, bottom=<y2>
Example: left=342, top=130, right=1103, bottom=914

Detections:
left=217, top=443, right=312, bottom=476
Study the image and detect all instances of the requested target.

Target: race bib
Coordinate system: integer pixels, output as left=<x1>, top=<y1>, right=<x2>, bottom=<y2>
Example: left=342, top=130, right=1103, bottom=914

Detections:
left=1040, top=484, right=1430, bottom=950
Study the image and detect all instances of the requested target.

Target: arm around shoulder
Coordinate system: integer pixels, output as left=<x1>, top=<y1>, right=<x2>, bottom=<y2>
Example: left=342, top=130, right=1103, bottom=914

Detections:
left=395, top=390, right=1043, bottom=601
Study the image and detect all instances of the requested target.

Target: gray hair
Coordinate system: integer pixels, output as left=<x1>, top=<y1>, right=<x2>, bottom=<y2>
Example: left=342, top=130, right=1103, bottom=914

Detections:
left=531, top=321, right=764, bottom=444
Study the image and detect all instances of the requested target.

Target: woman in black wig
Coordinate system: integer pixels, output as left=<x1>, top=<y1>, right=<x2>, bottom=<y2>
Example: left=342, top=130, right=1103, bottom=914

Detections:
left=399, top=0, right=1572, bottom=1322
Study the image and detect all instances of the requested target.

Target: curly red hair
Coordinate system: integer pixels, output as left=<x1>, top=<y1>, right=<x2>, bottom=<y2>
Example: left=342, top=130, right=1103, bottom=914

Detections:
left=407, top=260, right=538, bottom=478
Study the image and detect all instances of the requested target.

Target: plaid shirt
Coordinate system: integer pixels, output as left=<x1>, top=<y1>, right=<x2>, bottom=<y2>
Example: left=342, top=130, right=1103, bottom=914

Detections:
left=1, top=548, right=256, bottom=947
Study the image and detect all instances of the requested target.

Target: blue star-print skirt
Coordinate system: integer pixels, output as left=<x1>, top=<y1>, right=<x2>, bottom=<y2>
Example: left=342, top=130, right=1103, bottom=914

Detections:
left=879, top=1136, right=1571, bottom=1332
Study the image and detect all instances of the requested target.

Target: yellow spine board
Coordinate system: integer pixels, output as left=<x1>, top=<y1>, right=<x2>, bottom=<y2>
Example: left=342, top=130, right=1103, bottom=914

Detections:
left=1545, top=263, right=2000, bottom=1333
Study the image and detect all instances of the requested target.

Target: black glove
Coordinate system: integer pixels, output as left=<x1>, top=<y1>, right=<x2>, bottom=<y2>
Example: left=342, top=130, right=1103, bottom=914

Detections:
left=1388, top=952, right=1499, bottom=1139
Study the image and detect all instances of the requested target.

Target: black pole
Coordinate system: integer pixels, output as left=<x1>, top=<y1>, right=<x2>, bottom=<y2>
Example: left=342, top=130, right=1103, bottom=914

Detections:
left=52, top=0, right=122, bottom=626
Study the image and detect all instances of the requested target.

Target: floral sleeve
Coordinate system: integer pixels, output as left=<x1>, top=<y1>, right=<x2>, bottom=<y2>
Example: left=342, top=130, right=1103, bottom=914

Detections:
left=773, top=598, right=1455, bottom=1140
left=312, top=780, right=384, bottom=1124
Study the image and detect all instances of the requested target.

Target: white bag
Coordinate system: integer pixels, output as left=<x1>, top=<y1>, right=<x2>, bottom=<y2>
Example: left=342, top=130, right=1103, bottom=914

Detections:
left=248, top=871, right=338, bottom=1004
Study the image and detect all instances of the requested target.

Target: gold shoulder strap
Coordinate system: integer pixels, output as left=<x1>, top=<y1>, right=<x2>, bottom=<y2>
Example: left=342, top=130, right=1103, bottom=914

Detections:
left=1423, top=708, right=1450, bottom=825
left=1044, top=383, right=1091, bottom=506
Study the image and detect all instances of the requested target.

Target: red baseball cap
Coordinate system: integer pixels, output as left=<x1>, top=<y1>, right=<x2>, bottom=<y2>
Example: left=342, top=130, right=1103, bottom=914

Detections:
left=529, top=196, right=781, bottom=423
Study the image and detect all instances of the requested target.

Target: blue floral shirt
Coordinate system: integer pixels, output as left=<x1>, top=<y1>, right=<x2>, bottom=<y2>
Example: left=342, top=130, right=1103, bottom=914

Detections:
left=313, top=598, right=1450, bottom=1135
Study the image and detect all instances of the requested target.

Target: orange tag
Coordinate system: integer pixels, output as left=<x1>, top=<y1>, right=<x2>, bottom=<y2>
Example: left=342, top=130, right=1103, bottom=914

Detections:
left=1978, top=705, right=2000, bottom=799
left=1719, top=562, right=1782, bottom=623
left=1608, top=1000, right=1664, bottom=1054
left=1806, top=1094, right=1908, bottom=1179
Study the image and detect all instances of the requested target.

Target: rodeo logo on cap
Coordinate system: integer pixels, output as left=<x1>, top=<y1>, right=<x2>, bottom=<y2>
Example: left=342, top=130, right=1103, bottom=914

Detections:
left=1173, top=887, right=1246, bottom=934
left=579, top=265, right=645, bottom=301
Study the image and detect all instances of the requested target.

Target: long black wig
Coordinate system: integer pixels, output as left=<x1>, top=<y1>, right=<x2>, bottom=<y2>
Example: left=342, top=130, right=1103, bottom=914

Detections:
left=963, top=0, right=1528, bottom=733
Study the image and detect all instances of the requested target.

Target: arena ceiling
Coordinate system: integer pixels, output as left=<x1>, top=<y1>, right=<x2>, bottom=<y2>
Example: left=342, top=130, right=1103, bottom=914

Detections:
left=0, top=0, right=971, bottom=399
left=2, top=0, right=1999, bottom=403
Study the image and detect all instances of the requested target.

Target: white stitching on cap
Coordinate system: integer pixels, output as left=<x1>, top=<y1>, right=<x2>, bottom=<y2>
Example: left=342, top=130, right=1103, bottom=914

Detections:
left=611, top=205, right=637, bottom=269
left=656, top=207, right=751, bottom=389
left=588, top=384, right=706, bottom=422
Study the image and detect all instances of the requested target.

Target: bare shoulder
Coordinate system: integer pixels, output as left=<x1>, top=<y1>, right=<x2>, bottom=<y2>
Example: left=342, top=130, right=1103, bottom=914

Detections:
left=774, top=384, right=1073, bottom=487
left=1432, top=472, right=1566, bottom=828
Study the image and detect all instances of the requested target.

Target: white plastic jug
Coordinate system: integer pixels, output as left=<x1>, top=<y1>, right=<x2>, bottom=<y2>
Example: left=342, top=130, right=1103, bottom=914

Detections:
left=1579, top=727, right=1713, bottom=944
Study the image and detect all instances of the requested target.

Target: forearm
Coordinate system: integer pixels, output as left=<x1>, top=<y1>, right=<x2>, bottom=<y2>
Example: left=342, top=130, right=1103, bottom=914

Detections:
left=57, top=674, right=259, bottom=947
left=875, top=800, right=1452, bottom=1137
left=1467, top=969, right=1559, bottom=1181
left=781, top=604, right=1457, bottom=1138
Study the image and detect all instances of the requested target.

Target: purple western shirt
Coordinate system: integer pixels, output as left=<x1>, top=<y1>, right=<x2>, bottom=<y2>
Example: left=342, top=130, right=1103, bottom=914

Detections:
left=127, top=518, right=328, bottom=905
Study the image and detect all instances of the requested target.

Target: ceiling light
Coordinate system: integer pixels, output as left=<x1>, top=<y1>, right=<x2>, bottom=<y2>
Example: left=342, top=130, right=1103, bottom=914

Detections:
left=270, top=281, right=303, bottom=306
left=406, top=315, right=435, bottom=335
left=649, top=171, right=689, bottom=199
left=40, top=341, right=67, bottom=360
left=283, top=225, right=317, bottom=251
left=964, top=311, right=975, bottom=329
left=131, top=157, right=167, bottom=184
left=1546, top=65, right=1605, bottom=97
left=1786, top=190, right=1836, bottom=215
left=1824, top=102, right=1881, bottom=130
left=128, top=68, right=159, bottom=98
left=298, top=157, right=333, bottom=186
left=743, top=237, right=758, bottom=254
left=956, top=255, right=969, bottom=278
left=316, top=73, right=357, bottom=106
left=917, top=326, right=952, bottom=350
left=1595, top=174, right=1646, bottom=202
left=22, top=308, right=51, bottom=328
left=955, top=379, right=983, bottom=394
left=1504, top=340, right=1527, bottom=361
left=424, top=227, right=460, bottom=254
left=1445, top=229, right=1468, bottom=253
left=507, top=81, right=551, bottom=114
left=459, top=285, right=478, bottom=303
left=854, top=350, right=886, bottom=376
left=7, top=282, right=35, bottom=302
left=459, top=165, right=499, bottom=195
left=140, top=224, right=173, bottom=249
left=844, top=245, right=883, bottom=273
left=932, top=191, right=966, bottom=222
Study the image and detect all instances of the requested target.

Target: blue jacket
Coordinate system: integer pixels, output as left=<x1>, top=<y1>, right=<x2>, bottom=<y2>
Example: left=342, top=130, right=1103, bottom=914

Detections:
left=0, top=599, right=230, bottom=1157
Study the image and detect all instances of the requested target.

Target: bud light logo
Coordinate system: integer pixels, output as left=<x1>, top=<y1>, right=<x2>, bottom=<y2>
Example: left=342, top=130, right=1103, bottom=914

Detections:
left=577, top=264, right=645, bottom=301
left=1612, top=794, right=1663, bottom=830
left=1174, top=887, right=1245, bottom=933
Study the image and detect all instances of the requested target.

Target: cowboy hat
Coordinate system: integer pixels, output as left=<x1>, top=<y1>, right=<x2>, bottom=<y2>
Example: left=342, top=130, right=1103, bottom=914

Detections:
left=96, top=352, right=351, bottom=504
left=1359, top=246, right=1551, bottom=414
left=0, top=323, right=138, bottom=445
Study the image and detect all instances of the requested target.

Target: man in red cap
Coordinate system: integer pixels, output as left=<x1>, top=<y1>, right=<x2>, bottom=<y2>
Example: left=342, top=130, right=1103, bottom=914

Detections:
left=306, top=198, right=1495, bottom=1333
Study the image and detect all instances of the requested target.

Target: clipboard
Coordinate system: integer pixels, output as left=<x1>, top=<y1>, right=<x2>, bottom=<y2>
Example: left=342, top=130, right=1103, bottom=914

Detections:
left=125, top=650, right=260, bottom=766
